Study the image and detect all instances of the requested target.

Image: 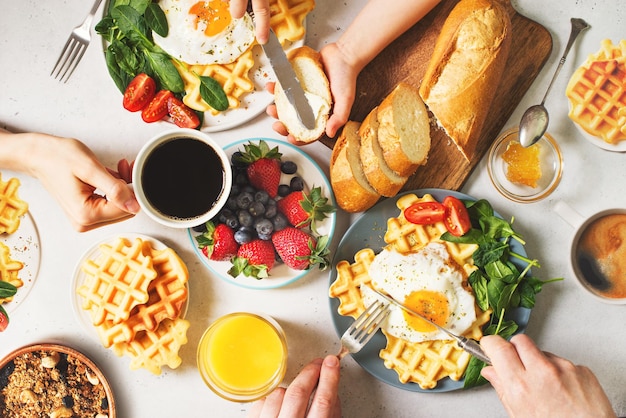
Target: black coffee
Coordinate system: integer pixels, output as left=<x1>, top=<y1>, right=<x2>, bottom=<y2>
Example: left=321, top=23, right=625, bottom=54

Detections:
left=141, top=137, right=225, bottom=220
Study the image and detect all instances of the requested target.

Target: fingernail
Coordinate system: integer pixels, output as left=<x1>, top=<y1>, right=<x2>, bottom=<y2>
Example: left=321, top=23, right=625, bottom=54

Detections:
left=125, top=199, right=140, bottom=213
left=324, top=355, right=339, bottom=367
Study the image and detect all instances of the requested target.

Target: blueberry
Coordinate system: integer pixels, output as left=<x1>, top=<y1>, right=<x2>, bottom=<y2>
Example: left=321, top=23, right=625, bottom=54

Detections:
left=265, top=203, right=277, bottom=218
left=278, top=184, right=291, bottom=197
left=272, top=213, right=289, bottom=231
left=258, top=232, right=272, bottom=241
left=248, top=201, right=265, bottom=217
left=281, top=160, right=298, bottom=174
left=231, top=151, right=247, bottom=168
left=236, top=191, right=254, bottom=209
left=238, top=210, right=253, bottom=227
left=226, top=196, right=238, bottom=211
left=242, top=185, right=256, bottom=194
left=254, top=190, right=269, bottom=204
left=255, top=218, right=274, bottom=236
left=218, top=209, right=233, bottom=224
left=290, top=176, right=304, bottom=191
left=235, top=172, right=249, bottom=186
left=230, top=184, right=241, bottom=196
left=224, top=214, right=239, bottom=230
left=234, top=228, right=253, bottom=244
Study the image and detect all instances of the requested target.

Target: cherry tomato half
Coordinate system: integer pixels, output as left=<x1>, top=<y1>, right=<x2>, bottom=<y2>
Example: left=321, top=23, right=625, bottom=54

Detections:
left=443, top=195, right=471, bottom=237
left=142, top=90, right=174, bottom=123
left=0, top=306, right=9, bottom=332
left=123, top=73, right=156, bottom=112
left=168, top=96, right=200, bottom=129
left=404, top=201, right=446, bottom=225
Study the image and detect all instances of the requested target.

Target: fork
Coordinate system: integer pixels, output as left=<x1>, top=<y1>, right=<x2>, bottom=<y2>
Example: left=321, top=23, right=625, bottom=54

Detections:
left=337, top=301, right=391, bottom=360
left=50, top=0, right=105, bottom=82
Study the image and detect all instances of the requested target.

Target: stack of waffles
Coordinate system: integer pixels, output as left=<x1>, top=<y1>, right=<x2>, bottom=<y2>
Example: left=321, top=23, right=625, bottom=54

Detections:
left=0, top=173, right=27, bottom=304
left=77, top=236, right=190, bottom=375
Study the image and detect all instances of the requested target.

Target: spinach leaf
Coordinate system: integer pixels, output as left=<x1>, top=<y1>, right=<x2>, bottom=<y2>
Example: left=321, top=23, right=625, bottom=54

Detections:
left=112, top=5, right=151, bottom=46
left=463, top=356, right=488, bottom=389
left=146, top=51, right=184, bottom=93
left=145, top=3, right=168, bottom=37
left=468, top=270, right=489, bottom=311
left=199, top=76, right=229, bottom=111
left=0, top=281, right=17, bottom=299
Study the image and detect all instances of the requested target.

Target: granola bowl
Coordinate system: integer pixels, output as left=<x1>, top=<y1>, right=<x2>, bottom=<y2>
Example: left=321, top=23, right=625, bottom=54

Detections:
left=0, top=343, right=116, bottom=417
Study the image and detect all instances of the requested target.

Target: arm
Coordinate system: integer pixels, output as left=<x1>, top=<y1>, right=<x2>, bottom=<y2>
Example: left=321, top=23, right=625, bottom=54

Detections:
left=480, top=334, right=617, bottom=418
left=0, top=128, right=139, bottom=232
left=247, top=355, right=342, bottom=418
left=229, top=0, right=271, bottom=44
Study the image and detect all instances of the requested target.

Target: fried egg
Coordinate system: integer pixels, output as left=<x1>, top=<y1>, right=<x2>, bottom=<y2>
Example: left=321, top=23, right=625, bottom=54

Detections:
left=361, top=243, right=477, bottom=343
left=153, top=0, right=255, bottom=65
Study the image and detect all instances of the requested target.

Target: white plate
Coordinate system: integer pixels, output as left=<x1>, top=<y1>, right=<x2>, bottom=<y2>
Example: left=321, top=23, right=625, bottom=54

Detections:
left=2, top=212, right=41, bottom=315
left=71, top=233, right=188, bottom=340
left=188, top=138, right=337, bottom=290
left=99, top=3, right=305, bottom=133
left=567, top=101, right=626, bottom=152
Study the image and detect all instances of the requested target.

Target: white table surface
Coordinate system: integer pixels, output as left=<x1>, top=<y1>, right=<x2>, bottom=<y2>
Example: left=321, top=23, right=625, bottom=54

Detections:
left=1, top=0, right=625, bottom=417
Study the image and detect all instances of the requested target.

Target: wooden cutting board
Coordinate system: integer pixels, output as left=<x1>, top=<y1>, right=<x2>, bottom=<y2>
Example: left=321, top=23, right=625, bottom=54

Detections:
left=320, top=0, right=553, bottom=192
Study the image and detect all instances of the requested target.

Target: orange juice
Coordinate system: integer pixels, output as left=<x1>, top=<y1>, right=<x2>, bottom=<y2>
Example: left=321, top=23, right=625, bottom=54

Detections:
left=197, top=313, right=287, bottom=401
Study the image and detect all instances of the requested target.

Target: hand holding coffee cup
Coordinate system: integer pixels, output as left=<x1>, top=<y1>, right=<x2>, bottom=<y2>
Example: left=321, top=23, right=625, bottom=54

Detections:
left=133, top=129, right=232, bottom=229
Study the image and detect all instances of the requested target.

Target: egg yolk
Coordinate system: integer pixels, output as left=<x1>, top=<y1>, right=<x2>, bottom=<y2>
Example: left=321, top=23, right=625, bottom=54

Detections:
left=403, top=290, right=449, bottom=333
left=190, top=0, right=232, bottom=37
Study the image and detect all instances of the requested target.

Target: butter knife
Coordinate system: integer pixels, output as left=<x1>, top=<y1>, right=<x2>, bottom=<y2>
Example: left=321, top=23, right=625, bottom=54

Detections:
left=370, top=287, right=492, bottom=365
left=262, top=29, right=316, bottom=129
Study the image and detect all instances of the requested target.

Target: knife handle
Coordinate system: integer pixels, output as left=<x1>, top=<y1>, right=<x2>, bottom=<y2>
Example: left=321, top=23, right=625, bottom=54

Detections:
left=457, top=337, right=492, bottom=365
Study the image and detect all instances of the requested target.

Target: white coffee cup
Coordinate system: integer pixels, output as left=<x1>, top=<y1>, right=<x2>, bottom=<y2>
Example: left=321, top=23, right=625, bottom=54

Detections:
left=555, top=201, right=626, bottom=304
left=133, top=129, right=232, bottom=229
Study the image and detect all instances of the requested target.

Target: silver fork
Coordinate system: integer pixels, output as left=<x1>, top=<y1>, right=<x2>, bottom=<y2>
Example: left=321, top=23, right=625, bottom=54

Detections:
left=337, top=301, right=391, bottom=360
left=50, top=0, right=105, bottom=82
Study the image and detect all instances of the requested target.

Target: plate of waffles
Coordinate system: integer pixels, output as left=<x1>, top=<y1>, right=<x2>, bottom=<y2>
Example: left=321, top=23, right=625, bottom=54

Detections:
left=98, top=0, right=313, bottom=133
left=328, top=189, right=531, bottom=392
left=188, top=137, right=337, bottom=289
left=71, top=233, right=191, bottom=374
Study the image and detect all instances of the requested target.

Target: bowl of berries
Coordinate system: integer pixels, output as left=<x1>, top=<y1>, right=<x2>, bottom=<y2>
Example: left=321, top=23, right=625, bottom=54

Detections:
left=188, top=138, right=337, bottom=289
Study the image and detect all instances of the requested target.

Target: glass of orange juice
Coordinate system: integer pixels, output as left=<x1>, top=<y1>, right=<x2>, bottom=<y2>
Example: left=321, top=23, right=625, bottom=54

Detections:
left=197, top=312, right=288, bottom=402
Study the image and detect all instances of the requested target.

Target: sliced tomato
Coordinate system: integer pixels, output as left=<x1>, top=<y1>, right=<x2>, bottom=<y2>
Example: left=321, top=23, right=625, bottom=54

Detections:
left=404, top=201, right=446, bottom=225
left=142, top=90, right=174, bottom=123
left=443, top=195, right=471, bottom=237
left=0, top=305, right=8, bottom=332
left=123, top=73, right=156, bottom=112
left=168, top=96, right=200, bottom=129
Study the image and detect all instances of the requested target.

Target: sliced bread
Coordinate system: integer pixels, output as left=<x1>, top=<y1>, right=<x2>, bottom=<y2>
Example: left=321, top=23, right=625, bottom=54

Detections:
left=330, top=121, right=381, bottom=213
left=358, top=107, right=408, bottom=197
left=377, top=82, right=431, bottom=177
left=274, top=46, right=332, bottom=143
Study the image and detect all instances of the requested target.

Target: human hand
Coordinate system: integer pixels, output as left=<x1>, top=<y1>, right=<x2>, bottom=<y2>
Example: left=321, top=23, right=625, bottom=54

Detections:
left=247, top=355, right=342, bottom=418
left=480, top=334, right=616, bottom=418
left=20, top=133, right=139, bottom=232
left=229, top=0, right=271, bottom=44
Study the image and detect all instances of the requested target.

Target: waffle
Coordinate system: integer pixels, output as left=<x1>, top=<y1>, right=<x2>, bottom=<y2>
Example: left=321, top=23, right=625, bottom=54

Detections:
left=77, top=237, right=157, bottom=326
left=0, top=241, right=24, bottom=304
left=0, top=174, right=29, bottom=235
left=269, top=0, right=315, bottom=45
left=174, top=48, right=255, bottom=114
left=566, top=39, right=626, bottom=144
left=112, top=317, right=190, bottom=375
left=330, top=193, right=490, bottom=388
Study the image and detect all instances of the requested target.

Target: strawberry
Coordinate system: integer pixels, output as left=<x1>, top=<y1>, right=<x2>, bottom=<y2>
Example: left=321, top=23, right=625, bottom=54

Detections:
left=235, top=140, right=282, bottom=197
left=228, top=239, right=276, bottom=279
left=195, top=222, right=239, bottom=261
left=277, top=187, right=336, bottom=234
left=272, top=227, right=330, bottom=270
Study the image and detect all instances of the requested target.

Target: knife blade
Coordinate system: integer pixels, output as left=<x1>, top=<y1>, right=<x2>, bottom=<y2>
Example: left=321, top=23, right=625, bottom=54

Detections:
left=262, top=29, right=316, bottom=129
left=369, top=287, right=492, bottom=365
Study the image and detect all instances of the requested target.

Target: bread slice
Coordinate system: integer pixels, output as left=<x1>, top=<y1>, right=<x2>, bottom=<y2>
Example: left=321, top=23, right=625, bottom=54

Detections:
left=330, top=121, right=381, bottom=213
left=419, top=0, right=511, bottom=161
left=274, top=46, right=332, bottom=143
left=377, top=83, right=431, bottom=176
left=358, top=107, right=408, bottom=197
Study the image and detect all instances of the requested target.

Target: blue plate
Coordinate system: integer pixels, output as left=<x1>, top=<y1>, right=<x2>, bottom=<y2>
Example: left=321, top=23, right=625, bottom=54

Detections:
left=328, top=188, right=531, bottom=392
left=188, top=138, right=337, bottom=290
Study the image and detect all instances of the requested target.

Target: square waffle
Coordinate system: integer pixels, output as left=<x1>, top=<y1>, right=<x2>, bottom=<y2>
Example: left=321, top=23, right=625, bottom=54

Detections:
left=330, top=193, right=490, bottom=389
left=566, top=39, right=626, bottom=144
left=0, top=241, right=24, bottom=304
left=0, top=174, right=28, bottom=235
left=269, top=0, right=315, bottom=45
left=77, top=237, right=157, bottom=326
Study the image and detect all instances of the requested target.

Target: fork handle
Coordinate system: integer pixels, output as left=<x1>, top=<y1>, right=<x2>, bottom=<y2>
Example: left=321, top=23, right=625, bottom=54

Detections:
left=456, top=337, right=492, bottom=365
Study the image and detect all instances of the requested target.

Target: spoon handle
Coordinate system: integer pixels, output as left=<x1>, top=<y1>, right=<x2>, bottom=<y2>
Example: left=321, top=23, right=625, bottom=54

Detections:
left=540, top=18, right=590, bottom=105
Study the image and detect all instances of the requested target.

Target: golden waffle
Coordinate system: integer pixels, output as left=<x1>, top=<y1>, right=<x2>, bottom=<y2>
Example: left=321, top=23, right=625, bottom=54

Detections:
left=94, top=244, right=189, bottom=348
left=0, top=241, right=24, bottom=304
left=112, top=317, right=190, bottom=375
left=269, top=0, right=315, bottom=45
left=380, top=309, right=491, bottom=389
left=78, top=237, right=157, bottom=326
left=329, top=248, right=375, bottom=318
left=174, top=48, right=255, bottom=114
left=0, top=174, right=28, bottom=235
left=566, top=39, right=626, bottom=144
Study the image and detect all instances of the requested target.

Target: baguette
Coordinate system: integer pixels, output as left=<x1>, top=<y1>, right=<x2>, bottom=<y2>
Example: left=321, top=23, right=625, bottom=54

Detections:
left=330, top=121, right=381, bottom=213
left=419, top=0, right=511, bottom=161
left=274, top=46, right=332, bottom=143
left=377, top=83, right=431, bottom=177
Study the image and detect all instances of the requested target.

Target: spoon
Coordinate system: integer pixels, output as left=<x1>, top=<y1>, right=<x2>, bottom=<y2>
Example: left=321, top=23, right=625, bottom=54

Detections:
left=518, top=18, right=590, bottom=147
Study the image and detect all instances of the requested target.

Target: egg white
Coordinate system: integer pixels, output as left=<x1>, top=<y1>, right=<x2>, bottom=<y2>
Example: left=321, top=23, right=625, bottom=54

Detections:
left=153, top=0, right=255, bottom=65
left=361, top=243, right=477, bottom=343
